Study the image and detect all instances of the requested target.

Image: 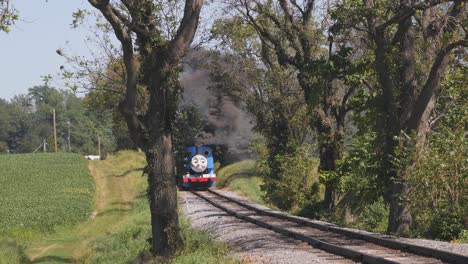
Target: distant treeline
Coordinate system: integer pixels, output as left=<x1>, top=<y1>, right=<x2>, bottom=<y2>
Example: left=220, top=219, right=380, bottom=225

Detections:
left=0, top=85, right=134, bottom=154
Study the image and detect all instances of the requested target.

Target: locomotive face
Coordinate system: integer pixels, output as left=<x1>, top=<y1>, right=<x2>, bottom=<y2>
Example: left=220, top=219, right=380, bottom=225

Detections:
left=191, top=154, right=207, bottom=173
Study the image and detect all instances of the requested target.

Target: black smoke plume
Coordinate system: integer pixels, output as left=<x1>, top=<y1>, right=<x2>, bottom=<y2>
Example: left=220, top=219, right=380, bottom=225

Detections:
left=179, top=53, right=253, bottom=162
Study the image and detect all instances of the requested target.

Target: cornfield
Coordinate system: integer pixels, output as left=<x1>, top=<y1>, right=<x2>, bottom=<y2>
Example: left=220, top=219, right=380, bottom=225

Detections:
left=0, top=153, right=95, bottom=236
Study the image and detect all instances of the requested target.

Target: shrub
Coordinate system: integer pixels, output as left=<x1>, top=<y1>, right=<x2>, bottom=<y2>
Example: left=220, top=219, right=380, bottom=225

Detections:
left=406, top=125, right=467, bottom=240
left=428, top=206, right=464, bottom=241
left=355, top=198, right=388, bottom=233
left=259, top=145, right=320, bottom=213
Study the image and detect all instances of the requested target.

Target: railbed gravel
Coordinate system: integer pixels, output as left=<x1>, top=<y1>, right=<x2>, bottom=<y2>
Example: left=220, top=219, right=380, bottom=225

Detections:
left=208, top=189, right=468, bottom=258
left=180, top=191, right=355, bottom=264
left=180, top=189, right=468, bottom=263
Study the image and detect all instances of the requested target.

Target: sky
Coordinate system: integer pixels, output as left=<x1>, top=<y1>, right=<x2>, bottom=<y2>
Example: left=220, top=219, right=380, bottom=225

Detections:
left=0, top=1, right=224, bottom=101
left=0, top=0, right=95, bottom=100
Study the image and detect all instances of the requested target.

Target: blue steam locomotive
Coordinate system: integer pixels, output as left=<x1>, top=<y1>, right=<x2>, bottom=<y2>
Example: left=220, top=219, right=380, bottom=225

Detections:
left=177, top=145, right=217, bottom=190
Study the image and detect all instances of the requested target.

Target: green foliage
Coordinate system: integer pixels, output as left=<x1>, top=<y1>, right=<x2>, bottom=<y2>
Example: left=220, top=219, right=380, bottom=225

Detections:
left=79, top=151, right=235, bottom=264
left=0, top=0, right=18, bottom=33
left=405, top=125, right=467, bottom=240
left=353, top=198, right=389, bottom=233
left=428, top=206, right=464, bottom=241
left=173, top=104, right=204, bottom=150
left=168, top=219, right=237, bottom=264
left=211, top=16, right=259, bottom=55
left=457, top=230, right=468, bottom=243
left=71, top=9, right=91, bottom=28
left=258, top=144, right=320, bottom=212
left=404, top=66, right=467, bottom=240
left=0, top=86, right=117, bottom=154
left=338, top=132, right=385, bottom=209
left=84, top=84, right=137, bottom=151
left=0, top=153, right=95, bottom=238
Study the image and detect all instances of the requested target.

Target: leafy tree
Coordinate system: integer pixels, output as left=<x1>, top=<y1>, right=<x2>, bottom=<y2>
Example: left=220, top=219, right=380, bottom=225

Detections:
left=84, top=83, right=137, bottom=150
left=85, top=0, right=204, bottom=256
left=58, top=24, right=139, bottom=150
left=172, top=104, right=204, bottom=151
left=405, top=64, right=467, bottom=240
left=0, top=0, right=18, bottom=33
left=0, top=98, right=13, bottom=152
left=0, top=86, right=115, bottom=154
left=59, top=91, right=117, bottom=154
left=333, top=0, right=467, bottom=233
left=205, top=17, right=315, bottom=209
left=223, top=0, right=361, bottom=209
left=6, top=95, right=35, bottom=153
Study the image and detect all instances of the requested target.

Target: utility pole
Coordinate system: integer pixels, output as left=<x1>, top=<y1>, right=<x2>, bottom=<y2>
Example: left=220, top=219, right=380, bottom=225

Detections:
left=66, top=121, right=71, bottom=153
left=98, top=135, right=101, bottom=159
left=53, top=108, right=58, bottom=153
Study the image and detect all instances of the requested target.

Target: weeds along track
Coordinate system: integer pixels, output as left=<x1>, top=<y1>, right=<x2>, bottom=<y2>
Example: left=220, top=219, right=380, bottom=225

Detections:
left=191, top=189, right=468, bottom=264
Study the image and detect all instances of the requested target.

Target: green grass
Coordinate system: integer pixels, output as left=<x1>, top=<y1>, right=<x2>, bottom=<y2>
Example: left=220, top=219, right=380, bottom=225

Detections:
left=80, top=152, right=236, bottom=264
left=0, top=150, right=237, bottom=264
left=26, top=150, right=148, bottom=263
left=85, top=199, right=237, bottom=264
left=217, top=160, right=266, bottom=205
left=166, top=218, right=238, bottom=264
left=0, top=239, right=28, bottom=264
left=0, top=153, right=94, bottom=239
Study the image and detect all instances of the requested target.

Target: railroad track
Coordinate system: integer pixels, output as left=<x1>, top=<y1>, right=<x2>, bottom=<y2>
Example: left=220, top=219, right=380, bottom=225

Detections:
left=191, top=189, right=468, bottom=264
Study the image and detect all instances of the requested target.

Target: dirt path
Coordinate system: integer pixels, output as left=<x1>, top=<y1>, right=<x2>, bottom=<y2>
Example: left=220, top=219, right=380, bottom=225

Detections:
left=27, top=152, right=146, bottom=263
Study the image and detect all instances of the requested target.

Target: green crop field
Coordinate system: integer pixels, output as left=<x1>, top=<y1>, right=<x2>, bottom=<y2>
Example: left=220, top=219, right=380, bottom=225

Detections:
left=0, top=153, right=94, bottom=239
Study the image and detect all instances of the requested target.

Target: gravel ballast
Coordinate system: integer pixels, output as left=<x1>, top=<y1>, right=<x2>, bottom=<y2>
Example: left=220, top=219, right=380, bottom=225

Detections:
left=215, top=189, right=468, bottom=256
left=180, top=191, right=355, bottom=264
left=180, top=189, right=468, bottom=263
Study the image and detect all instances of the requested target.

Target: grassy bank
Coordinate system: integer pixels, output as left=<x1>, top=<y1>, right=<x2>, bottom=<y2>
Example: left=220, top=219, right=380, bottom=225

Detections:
left=0, top=151, right=236, bottom=263
left=24, top=150, right=147, bottom=263
left=216, top=160, right=265, bottom=205
left=68, top=151, right=236, bottom=264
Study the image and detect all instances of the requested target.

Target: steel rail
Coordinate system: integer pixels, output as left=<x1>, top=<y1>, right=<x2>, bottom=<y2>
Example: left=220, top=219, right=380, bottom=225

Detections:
left=190, top=189, right=467, bottom=264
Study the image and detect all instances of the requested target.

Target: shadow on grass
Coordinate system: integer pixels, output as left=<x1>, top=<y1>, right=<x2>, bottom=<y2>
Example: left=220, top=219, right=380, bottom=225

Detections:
left=112, top=167, right=145, bottom=177
left=97, top=207, right=133, bottom=217
left=110, top=201, right=134, bottom=207
left=31, top=256, right=73, bottom=263
left=219, top=172, right=255, bottom=188
left=136, top=192, right=148, bottom=200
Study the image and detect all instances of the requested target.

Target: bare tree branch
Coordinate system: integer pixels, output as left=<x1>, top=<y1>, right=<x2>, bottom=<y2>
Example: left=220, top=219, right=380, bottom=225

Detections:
left=376, top=0, right=454, bottom=32
left=406, top=38, right=467, bottom=130
left=88, top=0, right=144, bottom=147
left=170, top=0, right=204, bottom=59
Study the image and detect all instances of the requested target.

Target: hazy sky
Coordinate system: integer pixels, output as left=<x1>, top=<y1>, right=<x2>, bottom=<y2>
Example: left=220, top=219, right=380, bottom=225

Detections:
left=0, top=0, right=94, bottom=100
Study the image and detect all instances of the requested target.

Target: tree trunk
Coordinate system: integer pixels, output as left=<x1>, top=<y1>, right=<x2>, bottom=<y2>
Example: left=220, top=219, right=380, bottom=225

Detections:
left=320, top=141, right=338, bottom=210
left=86, top=0, right=204, bottom=258
left=373, top=32, right=400, bottom=205
left=323, top=183, right=336, bottom=210
left=145, top=134, right=181, bottom=256
left=315, top=109, right=343, bottom=210
left=387, top=172, right=413, bottom=233
left=387, top=6, right=416, bottom=233
left=142, top=53, right=183, bottom=255
left=367, top=0, right=463, bottom=235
